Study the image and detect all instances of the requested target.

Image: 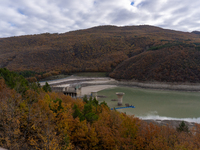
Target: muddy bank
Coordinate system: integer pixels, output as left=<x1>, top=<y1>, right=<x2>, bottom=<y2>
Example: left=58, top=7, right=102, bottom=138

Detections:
left=116, top=80, right=200, bottom=92
left=82, top=79, right=200, bottom=92
left=41, top=76, right=200, bottom=91
left=40, top=76, right=114, bottom=86
left=81, top=85, right=117, bottom=95
left=142, top=119, right=199, bottom=130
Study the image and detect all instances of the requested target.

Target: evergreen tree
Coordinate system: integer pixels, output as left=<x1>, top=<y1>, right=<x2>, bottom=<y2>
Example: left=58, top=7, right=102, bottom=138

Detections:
left=83, top=95, right=88, bottom=103
left=42, top=82, right=52, bottom=92
left=72, top=104, right=85, bottom=121
left=0, top=68, right=29, bottom=95
left=177, top=121, right=189, bottom=132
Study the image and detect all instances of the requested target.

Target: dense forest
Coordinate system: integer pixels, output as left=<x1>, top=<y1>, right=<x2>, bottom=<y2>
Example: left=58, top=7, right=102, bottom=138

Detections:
left=1, top=25, right=200, bottom=82
left=1, top=68, right=200, bottom=150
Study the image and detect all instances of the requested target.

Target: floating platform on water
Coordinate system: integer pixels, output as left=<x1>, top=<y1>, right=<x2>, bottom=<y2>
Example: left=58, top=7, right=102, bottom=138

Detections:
left=111, top=106, right=135, bottom=110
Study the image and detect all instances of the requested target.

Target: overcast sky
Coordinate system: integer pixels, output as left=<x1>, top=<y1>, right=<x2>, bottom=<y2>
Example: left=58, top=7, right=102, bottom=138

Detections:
left=1, top=0, right=200, bottom=38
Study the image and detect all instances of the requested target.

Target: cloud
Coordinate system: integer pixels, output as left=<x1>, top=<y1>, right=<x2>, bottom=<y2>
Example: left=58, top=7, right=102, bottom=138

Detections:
left=0, top=0, right=200, bottom=37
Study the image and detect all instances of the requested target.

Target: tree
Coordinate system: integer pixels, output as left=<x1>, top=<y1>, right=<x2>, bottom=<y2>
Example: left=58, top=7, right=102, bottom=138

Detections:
left=177, top=121, right=189, bottom=133
left=42, top=82, right=51, bottom=92
left=0, top=68, right=29, bottom=95
left=0, top=78, right=23, bottom=149
left=72, top=104, right=84, bottom=121
left=83, top=95, right=88, bottom=103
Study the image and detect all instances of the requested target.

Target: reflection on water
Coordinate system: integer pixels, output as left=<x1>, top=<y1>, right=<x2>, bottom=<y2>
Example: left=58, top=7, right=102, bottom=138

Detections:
left=98, top=86, right=200, bottom=123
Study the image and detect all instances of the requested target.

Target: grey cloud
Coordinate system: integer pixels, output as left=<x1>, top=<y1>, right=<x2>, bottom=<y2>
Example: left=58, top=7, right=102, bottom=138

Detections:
left=110, top=9, right=136, bottom=24
left=1, top=0, right=200, bottom=37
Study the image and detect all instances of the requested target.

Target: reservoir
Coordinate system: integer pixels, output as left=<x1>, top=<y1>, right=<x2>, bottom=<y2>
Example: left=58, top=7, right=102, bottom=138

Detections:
left=42, top=75, right=200, bottom=123
left=98, top=86, right=200, bottom=122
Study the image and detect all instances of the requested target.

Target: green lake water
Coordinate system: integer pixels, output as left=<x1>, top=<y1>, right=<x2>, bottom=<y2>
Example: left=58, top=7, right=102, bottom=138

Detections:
left=98, top=86, right=200, bottom=122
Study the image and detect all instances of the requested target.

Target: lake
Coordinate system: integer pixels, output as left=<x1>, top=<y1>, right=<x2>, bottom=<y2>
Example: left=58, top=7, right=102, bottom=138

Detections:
left=98, top=86, right=200, bottom=123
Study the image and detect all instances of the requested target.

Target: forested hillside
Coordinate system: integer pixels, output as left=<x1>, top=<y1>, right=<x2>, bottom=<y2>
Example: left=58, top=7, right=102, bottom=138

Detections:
left=1, top=69, right=200, bottom=150
left=1, top=25, right=200, bottom=82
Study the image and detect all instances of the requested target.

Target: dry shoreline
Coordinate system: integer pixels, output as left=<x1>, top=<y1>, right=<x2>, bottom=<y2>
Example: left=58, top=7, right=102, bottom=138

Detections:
left=142, top=119, right=198, bottom=130
left=116, top=80, right=200, bottom=92
left=82, top=79, right=200, bottom=92
left=41, top=76, right=200, bottom=92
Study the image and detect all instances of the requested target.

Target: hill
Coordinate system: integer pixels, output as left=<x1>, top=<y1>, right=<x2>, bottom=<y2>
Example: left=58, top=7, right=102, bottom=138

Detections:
left=1, top=25, right=200, bottom=82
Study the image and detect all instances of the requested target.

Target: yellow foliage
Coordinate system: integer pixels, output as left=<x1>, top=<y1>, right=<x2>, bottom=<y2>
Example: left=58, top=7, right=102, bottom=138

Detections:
left=1, top=78, right=200, bottom=149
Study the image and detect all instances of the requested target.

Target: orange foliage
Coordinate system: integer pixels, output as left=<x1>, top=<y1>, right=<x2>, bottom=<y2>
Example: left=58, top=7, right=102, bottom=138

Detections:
left=1, top=25, right=200, bottom=83
left=1, top=77, right=200, bottom=149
